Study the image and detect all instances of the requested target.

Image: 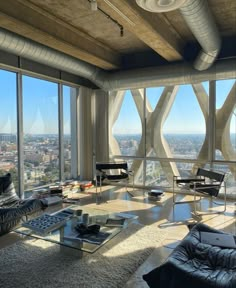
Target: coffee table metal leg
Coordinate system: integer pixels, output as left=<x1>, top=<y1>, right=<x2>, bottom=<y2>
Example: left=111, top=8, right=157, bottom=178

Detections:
left=59, top=226, right=83, bottom=258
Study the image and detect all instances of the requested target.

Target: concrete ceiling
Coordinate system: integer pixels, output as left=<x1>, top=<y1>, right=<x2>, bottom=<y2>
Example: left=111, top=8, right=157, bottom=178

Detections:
left=0, top=0, right=235, bottom=71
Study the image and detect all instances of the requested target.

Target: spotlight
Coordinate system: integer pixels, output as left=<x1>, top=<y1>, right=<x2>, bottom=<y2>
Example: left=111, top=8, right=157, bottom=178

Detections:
left=120, top=27, right=124, bottom=37
left=91, top=0, right=97, bottom=11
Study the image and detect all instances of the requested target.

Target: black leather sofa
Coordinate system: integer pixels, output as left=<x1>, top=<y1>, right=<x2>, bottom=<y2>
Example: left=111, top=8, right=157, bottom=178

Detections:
left=143, top=223, right=236, bottom=288
left=0, top=173, right=48, bottom=236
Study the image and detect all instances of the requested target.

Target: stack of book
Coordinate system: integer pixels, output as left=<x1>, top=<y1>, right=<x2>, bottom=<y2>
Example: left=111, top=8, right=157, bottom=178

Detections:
left=49, top=185, right=64, bottom=197
left=147, top=189, right=165, bottom=201
left=31, top=188, right=50, bottom=199
left=80, top=181, right=93, bottom=191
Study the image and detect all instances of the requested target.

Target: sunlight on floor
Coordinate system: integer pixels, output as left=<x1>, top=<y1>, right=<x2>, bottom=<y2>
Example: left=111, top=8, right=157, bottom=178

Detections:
left=87, top=199, right=157, bottom=212
left=25, top=238, right=55, bottom=249
left=102, top=224, right=167, bottom=258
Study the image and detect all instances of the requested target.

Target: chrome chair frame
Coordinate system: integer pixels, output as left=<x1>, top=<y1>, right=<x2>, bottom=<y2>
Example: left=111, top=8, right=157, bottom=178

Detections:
left=173, top=168, right=227, bottom=216
left=95, top=161, right=134, bottom=203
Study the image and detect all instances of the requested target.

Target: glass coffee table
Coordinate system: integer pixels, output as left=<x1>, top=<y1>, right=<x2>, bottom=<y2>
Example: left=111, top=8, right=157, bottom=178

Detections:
left=15, top=205, right=138, bottom=253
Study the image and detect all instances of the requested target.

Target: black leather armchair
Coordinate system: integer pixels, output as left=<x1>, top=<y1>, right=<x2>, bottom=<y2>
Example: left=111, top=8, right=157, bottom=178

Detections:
left=143, top=223, right=236, bottom=288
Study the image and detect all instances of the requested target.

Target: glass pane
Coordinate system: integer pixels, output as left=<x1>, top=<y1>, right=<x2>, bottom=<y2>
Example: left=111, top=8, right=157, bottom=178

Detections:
left=165, top=134, right=205, bottom=159
left=216, top=79, right=235, bottom=109
left=212, top=163, right=236, bottom=197
left=163, top=84, right=206, bottom=159
left=63, top=85, right=73, bottom=180
left=146, top=87, right=164, bottom=110
left=23, top=76, right=59, bottom=194
left=175, top=162, right=195, bottom=177
left=145, top=160, right=169, bottom=187
left=215, top=79, right=236, bottom=160
left=0, top=69, right=18, bottom=192
left=231, top=107, right=236, bottom=152
left=111, top=90, right=144, bottom=157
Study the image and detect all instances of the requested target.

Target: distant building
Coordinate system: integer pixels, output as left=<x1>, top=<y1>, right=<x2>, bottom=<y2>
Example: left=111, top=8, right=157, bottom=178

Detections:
left=0, top=134, right=17, bottom=143
left=64, top=149, right=71, bottom=159
left=25, top=153, right=44, bottom=163
left=0, top=161, right=15, bottom=171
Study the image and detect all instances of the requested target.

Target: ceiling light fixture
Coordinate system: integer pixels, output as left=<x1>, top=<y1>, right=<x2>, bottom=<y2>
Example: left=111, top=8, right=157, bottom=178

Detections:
left=136, top=0, right=187, bottom=12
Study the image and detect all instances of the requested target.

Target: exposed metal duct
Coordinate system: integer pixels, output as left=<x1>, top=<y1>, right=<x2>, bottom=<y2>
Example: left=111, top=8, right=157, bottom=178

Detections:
left=180, top=0, right=221, bottom=70
left=102, top=58, right=236, bottom=91
left=0, top=28, right=107, bottom=89
left=0, top=28, right=235, bottom=92
left=136, top=0, right=221, bottom=70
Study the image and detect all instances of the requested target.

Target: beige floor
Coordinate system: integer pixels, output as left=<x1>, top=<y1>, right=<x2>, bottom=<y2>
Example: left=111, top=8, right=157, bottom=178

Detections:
left=83, top=187, right=235, bottom=287
left=0, top=186, right=235, bottom=287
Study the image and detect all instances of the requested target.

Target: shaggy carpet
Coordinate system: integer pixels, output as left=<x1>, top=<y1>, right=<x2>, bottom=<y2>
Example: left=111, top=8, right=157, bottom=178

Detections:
left=0, top=223, right=167, bottom=288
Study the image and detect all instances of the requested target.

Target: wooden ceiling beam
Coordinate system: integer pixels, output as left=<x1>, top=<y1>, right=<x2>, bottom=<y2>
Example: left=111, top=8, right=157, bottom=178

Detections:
left=97, top=0, right=184, bottom=61
left=0, top=0, right=121, bottom=70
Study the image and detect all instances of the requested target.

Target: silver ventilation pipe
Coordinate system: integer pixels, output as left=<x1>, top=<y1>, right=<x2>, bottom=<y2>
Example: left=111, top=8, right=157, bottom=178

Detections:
left=0, top=28, right=107, bottom=89
left=102, top=58, right=236, bottom=90
left=179, top=0, right=221, bottom=70
left=136, top=0, right=221, bottom=70
left=0, top=28, right=235, bottom=92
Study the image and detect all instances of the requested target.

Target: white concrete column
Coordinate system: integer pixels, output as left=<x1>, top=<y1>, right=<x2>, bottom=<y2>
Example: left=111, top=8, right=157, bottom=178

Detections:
left=95, top=89, right=110, bottom=162
left=193, top=81, right=236, bottom=178
left=131, top=86, right=179, bottom=185
left=70, top=87, right=79, bottom=179
left=108, top=90, right=126, bottom=158
left=216, top=82, right=236, bottom=177
left=79, top=86, right=94, bottom=180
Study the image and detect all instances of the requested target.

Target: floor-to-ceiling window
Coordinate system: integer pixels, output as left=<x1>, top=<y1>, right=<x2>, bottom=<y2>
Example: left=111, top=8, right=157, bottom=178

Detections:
left=0, top=69, right=18, bottom=192
left=22, top=76, right=59, bottom=192
left=109, top=80, right=236, bottom=193
left=214, top=79, right=236, bottom=195
left=110, top=89, right=144, bottom=185
left=0, top=68, right=79, bottom=198
left=163, top=84, right=206, bottom=159
left=63, top=85, right=74, bottom=180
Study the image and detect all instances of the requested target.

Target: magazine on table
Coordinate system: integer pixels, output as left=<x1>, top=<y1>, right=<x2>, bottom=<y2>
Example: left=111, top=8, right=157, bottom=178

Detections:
left=105, top=218, right=126, bottom=227
left=64, top=230, right=111, bottom=245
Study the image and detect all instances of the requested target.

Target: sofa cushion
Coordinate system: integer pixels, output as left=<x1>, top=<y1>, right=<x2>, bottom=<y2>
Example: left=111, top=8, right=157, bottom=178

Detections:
left=0, top=173, right=19, bottom=207
left=0, top=199, right=48, bottom=236
left=143, top=223, right=236, bottom=288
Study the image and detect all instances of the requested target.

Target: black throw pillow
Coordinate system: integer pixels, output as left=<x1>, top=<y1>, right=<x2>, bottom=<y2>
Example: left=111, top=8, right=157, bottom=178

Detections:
left=0, top=173, right=19, bottom=207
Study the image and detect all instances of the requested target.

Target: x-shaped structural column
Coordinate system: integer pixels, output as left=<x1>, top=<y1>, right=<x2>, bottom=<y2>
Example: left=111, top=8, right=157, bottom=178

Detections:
left=109, top=90, right=126, bottom=156
left=130, top=86, right=179, bottom=184
left=193, top=81, right=236, bottom=178
left=108, top=81, right=235, bottom=187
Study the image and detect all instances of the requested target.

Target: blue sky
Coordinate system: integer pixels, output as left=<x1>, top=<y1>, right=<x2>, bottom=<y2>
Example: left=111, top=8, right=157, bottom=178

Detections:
left=0, top=68, right=235, bottom=135
left=0, top=70, right=71, bottom=134
left=113, top=79, right=236, bottom=134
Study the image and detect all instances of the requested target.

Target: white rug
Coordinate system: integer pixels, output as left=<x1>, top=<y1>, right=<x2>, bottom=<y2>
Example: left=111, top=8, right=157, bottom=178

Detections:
left=0, top=223, right=167, bottom=288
